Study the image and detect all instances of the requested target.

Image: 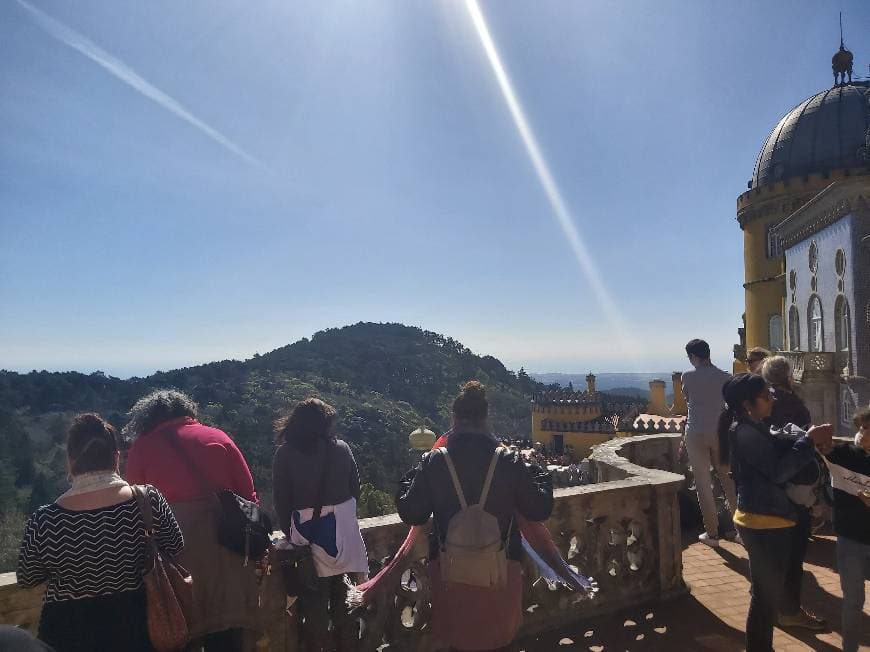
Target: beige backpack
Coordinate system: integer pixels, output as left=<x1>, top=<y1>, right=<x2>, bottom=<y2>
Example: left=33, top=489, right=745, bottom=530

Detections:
left=439, top=448, right=509, bottom=588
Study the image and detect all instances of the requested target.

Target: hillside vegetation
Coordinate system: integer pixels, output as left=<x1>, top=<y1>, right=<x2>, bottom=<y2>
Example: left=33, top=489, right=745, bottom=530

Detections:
left=0, top=323, right=544, bottom=569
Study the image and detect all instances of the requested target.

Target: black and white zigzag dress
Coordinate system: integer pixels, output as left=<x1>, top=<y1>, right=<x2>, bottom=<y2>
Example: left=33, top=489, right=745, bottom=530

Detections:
left=17, top=485, right=183, bottom=652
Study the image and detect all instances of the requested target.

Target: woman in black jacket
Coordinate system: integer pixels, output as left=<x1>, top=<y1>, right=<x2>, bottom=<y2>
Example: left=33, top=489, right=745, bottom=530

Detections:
left=718, top=374, right=831, bottom=652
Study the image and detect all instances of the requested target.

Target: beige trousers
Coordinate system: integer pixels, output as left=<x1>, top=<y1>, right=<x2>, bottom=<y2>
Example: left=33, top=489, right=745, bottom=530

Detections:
left=686, top=431, right=738, bottom=536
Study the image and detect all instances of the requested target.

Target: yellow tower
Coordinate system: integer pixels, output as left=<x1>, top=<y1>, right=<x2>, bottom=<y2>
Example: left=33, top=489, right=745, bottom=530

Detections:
left=736, top=57, right=870, bottom=364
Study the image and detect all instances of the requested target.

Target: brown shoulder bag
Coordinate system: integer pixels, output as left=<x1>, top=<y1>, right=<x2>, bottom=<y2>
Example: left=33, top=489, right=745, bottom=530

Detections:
left=132, top=485, right=194, bottom=652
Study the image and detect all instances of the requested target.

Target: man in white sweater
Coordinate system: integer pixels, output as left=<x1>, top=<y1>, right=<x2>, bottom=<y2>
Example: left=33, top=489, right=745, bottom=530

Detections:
left=681, top=339, right=737, bottom=547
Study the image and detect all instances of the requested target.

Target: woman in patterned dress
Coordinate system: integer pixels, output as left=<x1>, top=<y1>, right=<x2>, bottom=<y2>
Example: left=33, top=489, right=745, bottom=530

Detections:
left=17, top=413, right=183, bottom=652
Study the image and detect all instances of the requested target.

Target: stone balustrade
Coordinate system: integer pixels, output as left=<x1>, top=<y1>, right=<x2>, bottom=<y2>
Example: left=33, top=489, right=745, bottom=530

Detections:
left=781, top=350, right=837, bottom=382
left=779, top=350, right=845, bottom=428
left=0, top=434, right=687, bottom=650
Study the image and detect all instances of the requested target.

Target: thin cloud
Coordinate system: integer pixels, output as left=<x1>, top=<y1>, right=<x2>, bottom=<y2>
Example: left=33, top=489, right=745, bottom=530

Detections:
left=16, top=0, right=269, bottom=172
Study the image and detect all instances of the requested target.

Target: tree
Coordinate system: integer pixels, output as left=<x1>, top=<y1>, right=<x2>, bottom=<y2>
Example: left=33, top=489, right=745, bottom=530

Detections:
left=28, top=473, right=52, bottom=513
left=357, top=483, right=396, bottom=519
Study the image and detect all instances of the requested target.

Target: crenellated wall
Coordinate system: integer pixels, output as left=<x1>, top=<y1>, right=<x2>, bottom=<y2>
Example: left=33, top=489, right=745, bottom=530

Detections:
left=0, top=434, right=687, bottom=651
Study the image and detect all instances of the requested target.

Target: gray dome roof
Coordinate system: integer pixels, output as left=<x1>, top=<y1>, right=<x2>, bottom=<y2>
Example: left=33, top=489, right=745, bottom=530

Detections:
left=752, top=81, right=870, bottom=188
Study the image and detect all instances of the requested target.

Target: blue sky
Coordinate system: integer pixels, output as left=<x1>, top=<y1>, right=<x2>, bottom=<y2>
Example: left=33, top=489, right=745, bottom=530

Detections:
left=2, top=1, right=868, bottom=377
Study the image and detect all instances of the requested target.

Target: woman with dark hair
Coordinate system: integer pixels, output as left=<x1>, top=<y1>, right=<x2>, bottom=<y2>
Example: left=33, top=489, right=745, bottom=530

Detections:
left=396, top=381, right=554, bottom=651
left=761, top=356, right=811, bottom=430
left=125, top=390, right=261, bottom=652
left=272, top=398, right=367, bottom=651
left=18, top=413, right=183, bottom=652
left=760, top=355, right=826, bottom=631
left=718, top=374, right=832, bottom=651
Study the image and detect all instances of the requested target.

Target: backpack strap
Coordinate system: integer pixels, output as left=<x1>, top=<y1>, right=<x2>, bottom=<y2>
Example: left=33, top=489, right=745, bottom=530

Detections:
left=478, top=449, right=500, bottom=508
left=440, top=449, right=468, bottom=510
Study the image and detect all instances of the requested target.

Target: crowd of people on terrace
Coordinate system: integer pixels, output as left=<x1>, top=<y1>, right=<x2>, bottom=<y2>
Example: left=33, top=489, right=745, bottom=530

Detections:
left=8, top=344, right=870, bottom=652
left=521, top=446, right=593, bottom=487
left=681, top=338, right=870, bottom=652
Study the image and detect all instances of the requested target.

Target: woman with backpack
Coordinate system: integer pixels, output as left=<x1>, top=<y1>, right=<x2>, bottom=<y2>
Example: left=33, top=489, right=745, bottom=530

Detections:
left=396, top=381, right=554, bottom=651
left=718, top=374, right=832, bottom=652
left=272, top=398, right=368, bottom=652
left=760, top=356, right=827, bottom=632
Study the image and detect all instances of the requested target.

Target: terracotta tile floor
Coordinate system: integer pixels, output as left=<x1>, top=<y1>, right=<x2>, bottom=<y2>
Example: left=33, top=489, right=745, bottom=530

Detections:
left=517, top=535, right=870, bottom=651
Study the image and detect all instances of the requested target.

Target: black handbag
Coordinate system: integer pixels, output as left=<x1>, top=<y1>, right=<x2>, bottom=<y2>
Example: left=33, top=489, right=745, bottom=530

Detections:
left=278, top=441, right=332, bottom=597
left=276, top=544, right=319, bottom=597
left=216, top=489, right=273, bottom=562
left=159, top=427, right=272, bottom=565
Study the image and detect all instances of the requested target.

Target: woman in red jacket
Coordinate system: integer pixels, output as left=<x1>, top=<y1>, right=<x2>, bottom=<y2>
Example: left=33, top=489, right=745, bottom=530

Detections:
left=125, top=389, right=261, bottom=652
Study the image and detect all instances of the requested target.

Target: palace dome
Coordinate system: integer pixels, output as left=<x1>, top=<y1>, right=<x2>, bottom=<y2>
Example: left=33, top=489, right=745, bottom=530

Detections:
left=751, top=81, right=870, bottom=188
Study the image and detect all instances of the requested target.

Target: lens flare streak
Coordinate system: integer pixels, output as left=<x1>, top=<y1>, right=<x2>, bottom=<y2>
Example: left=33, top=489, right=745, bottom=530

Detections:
left=464, top=0, right=637, bottom=352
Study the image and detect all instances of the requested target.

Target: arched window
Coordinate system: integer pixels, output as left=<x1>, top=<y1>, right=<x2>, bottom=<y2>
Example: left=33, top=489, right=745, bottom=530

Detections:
left=835, top=296, right=851, bottom=352
left=766, top=224, right=782, bottom=259
left=788, top=306, right=800, bottom=351
left=841, top=386, right=854, bottom=426
left=768, top=314, right=783, bottom=351
left=808, top=295, right=824, bottom=352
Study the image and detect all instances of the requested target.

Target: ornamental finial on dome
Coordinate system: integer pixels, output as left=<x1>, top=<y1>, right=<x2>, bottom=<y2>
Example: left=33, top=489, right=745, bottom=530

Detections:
left=832, top=12, right=853, bottom=87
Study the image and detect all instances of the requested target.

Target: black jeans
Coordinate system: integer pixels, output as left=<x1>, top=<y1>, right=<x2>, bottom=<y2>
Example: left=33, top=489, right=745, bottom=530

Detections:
left=736, top=525, right=794, bottom=652
left=298, top=575, right=355, bottom=652
left=781, top=508, right=811, bottom=616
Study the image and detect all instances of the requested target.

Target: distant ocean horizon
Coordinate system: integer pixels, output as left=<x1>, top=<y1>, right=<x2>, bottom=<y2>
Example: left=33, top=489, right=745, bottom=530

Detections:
left=529, top=372, right=675, bottom=395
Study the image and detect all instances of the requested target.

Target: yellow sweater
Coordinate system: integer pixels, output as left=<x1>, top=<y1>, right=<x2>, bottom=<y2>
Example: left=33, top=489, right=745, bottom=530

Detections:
left=733, top=508, right=795, bottom=529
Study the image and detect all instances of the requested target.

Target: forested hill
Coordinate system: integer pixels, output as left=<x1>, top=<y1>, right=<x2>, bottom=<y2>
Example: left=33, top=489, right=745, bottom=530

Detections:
left=0, top=323, right=542, bottom=568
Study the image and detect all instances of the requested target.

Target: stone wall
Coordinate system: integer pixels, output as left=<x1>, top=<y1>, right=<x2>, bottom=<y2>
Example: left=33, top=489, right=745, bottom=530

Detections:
left=0, top=434, right=687, bottom=651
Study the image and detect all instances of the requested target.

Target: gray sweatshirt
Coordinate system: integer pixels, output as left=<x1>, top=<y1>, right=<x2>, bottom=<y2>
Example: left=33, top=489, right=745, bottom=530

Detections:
left=272, top=437, right=361, bottom=535
left=681, top=362, right=732, bottom=437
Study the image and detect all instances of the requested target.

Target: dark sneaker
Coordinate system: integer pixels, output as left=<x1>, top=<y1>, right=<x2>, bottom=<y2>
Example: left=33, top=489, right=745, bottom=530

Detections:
left=722, top=530, right=742, bottom=545
left=778, top=609, right=828, bottom=631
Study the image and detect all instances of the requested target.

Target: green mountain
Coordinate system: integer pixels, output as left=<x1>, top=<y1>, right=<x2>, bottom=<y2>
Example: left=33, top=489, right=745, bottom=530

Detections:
left=0, top=323, right=544, bottom=569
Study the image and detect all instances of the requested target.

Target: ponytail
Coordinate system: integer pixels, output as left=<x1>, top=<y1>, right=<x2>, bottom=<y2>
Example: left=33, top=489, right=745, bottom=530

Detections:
left=717, top=407, right=737, bottom=465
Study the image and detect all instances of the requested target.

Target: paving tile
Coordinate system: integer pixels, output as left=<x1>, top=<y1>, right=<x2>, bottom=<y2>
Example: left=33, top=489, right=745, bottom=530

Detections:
left=516, top=535, right=870, bottom=651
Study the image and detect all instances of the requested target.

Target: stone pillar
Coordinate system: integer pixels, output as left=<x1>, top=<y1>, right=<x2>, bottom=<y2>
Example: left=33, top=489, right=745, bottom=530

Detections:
left=647, top=380, right=668, bottom=415
left=795, top=353, right=840, bottom=428
left=670, top=372, right=687, bottom=416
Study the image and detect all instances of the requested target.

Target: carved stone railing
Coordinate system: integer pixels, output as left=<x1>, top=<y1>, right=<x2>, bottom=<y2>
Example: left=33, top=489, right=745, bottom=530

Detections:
left=835, top=351, right=852, bottom=377
left=0, top=434, right=687, bottom=650
left=781, top=351, right=836, bottom=382
left=780, top=351, right=842, bottom=427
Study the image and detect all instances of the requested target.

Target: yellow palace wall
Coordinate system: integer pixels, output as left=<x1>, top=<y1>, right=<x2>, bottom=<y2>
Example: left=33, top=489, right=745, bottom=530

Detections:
left=531, top=403, right=611, bottom=457
left=532, top=431, right=614, bottom=458
left=737, top=168, right=860, bottom=355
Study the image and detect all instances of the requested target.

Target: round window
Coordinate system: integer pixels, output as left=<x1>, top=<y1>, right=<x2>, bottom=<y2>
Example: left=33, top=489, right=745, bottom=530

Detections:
left=835, top=249, right=846, bottom=276
left=808, top=242, right=818, bottom=273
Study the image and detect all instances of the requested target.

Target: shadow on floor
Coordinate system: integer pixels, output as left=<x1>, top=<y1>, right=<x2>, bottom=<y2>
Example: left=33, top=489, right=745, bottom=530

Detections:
left=514, top=593, right=745, bottom=652
left=713, top=546, right=750, bottom=580
left=790, top=565, right=870, bottom=652
left=802, top=534, right=838, bottom=573
left=713, top=536, right=868, bottom=652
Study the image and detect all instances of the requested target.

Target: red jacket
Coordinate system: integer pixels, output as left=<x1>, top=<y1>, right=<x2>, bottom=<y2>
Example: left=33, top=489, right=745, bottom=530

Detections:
left=126, top=417, right=257, bottom=504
